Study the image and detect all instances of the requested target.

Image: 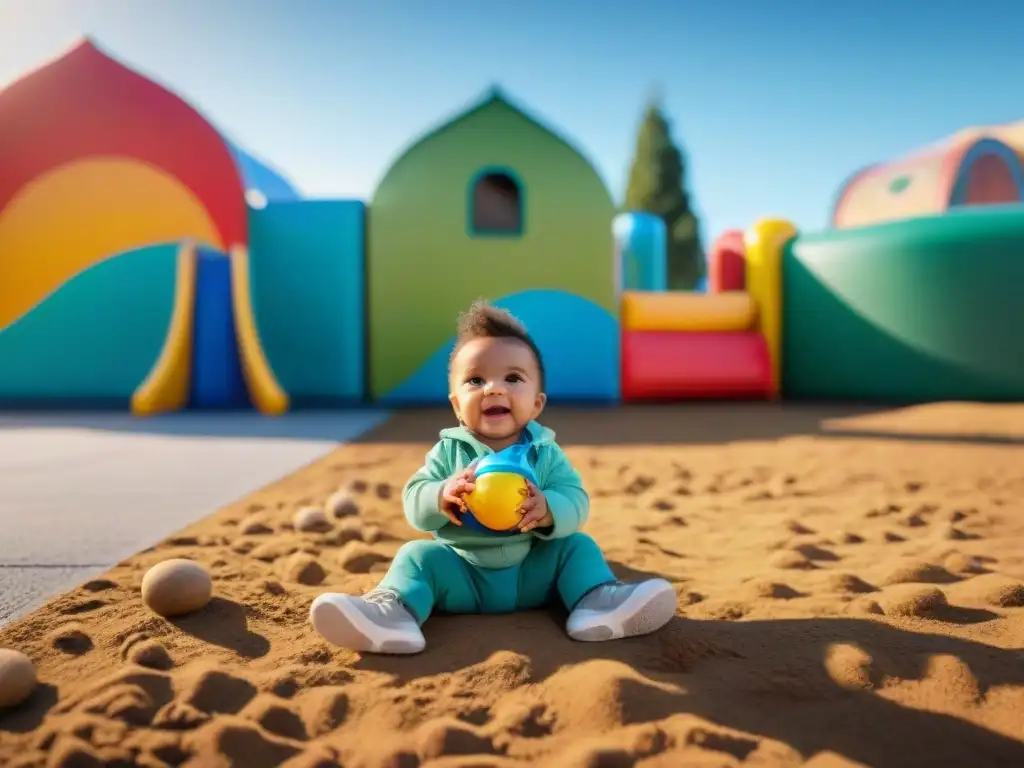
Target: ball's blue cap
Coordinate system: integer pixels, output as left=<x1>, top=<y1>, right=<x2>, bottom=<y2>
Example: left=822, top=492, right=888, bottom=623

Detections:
left=474, top=443, right=537, bottom=485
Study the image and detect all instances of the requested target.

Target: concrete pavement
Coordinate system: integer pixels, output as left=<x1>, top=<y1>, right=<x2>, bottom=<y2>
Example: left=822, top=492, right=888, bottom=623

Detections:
left=0, top=410, right=390, bottom=625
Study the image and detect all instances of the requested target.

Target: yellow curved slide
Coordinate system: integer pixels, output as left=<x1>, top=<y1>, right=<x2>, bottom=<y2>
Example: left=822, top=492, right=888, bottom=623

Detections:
left=229, top=244, right=289, bottom=415
left=744, top=218, right=798, bottom=399
left=131, top=241, right=197, bottom=415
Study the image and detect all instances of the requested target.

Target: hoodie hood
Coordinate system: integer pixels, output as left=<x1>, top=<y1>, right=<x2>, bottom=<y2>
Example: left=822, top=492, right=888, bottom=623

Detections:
left=438, top=420, right=556, bottom=454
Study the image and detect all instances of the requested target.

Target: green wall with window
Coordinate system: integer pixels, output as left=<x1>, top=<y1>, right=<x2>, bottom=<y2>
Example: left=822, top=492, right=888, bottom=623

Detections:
left=366, top=89, right=616, bottom=400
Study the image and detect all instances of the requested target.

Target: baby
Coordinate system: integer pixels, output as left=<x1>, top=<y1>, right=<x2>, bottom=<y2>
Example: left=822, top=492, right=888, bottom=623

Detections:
left=310, top=300, right=677, bottom=654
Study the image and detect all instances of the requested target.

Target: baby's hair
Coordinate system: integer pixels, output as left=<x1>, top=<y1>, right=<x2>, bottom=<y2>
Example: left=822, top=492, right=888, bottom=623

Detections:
left=448, top=299, right=546, bottom=391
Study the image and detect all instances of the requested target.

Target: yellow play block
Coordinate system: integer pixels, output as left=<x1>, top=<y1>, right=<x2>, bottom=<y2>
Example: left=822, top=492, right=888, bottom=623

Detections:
left=621, top=291, right=757, bottom=332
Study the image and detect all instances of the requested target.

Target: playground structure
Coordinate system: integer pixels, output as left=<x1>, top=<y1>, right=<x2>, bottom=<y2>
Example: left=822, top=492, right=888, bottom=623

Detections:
left=832, top=132, right=1024, bottom=230
left=618, top=216, right=778, bottom=401
left=0, top=39, right=1022, bottom=414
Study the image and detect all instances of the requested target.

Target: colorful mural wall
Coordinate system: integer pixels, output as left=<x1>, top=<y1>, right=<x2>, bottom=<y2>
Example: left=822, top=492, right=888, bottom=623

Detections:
left=1, top=38, right=1022, bottom=412
left=248, top=201, right=365, bottom=404
left=0, top=38, right=291, bottom=412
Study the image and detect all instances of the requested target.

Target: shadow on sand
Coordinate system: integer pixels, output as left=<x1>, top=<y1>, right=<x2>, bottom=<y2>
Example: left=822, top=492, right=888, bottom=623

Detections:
left=169, top=597, right=271, bottom=659
left=353, top=610, right=1024, bottom=768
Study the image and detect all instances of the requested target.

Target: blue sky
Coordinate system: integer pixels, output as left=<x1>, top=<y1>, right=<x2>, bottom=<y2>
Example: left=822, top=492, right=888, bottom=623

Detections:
left=3, top=0, right=1022, bottom=242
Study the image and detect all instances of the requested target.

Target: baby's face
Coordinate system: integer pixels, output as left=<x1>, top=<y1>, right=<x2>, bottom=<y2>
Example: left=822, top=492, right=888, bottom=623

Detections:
left=449, top=337, right=546, bottom=449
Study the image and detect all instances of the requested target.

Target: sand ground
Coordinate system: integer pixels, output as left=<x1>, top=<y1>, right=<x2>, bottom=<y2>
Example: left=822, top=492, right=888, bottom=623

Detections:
left=0, top=411, right=390, bottom=625
left=1, top=402, right=1024, bottom=768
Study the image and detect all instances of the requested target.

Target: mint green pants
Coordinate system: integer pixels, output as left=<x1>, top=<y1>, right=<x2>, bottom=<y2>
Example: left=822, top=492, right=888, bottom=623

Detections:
left=378, top=533, right=616, bottom=624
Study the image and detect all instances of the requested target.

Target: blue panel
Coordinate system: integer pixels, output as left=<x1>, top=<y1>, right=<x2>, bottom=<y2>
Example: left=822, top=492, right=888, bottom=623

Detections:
left=613, top=212, right=667, bottom=291
left=381, top=289, right=620, bottom=405
left=189, top=248, right=249, bottom=409
left=248, top=200, right=365, bottom=402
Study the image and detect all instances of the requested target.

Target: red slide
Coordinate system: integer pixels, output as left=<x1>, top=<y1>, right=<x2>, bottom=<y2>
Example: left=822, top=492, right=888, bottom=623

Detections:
left=621, top=330, right=773, bottom=400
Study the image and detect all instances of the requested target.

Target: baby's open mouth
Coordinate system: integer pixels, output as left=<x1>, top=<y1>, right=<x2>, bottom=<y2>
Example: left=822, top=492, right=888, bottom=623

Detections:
left=483, top=406, right=511, bottom=417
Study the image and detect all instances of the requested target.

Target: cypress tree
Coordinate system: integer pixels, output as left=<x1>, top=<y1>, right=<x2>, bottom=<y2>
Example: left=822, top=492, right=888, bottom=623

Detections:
left=624, top=97, right=705, bottom=290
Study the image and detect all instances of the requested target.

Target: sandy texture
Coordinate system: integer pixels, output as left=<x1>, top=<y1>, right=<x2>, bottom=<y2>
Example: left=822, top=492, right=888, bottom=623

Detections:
left=0, top=410, right=390, bottom=625
left=1, top=403, right=1024, bottom=768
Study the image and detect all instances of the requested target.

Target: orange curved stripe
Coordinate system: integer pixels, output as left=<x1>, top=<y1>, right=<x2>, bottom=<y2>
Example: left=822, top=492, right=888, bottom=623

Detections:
left=0, top=157, right=223, bottom=330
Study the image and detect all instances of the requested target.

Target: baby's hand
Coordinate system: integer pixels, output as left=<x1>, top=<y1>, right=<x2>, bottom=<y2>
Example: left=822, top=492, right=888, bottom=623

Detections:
left=438, top=462, right=478, bottom=526
left=518, top=480, right=553, bottom=533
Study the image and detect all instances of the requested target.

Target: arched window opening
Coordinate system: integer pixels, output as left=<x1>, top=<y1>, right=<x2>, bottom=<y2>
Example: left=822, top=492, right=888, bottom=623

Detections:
left=470, top=170, right=523, bottom=236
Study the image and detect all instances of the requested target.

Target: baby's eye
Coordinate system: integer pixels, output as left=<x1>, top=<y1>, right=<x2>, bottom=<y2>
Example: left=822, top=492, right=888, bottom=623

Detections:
left=505, top=373, right=523, bottom=383
left=466, top=376, right=484, bottom=386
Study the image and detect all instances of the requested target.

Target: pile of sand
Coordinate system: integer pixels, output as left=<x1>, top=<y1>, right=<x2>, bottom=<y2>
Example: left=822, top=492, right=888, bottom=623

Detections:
left=2, top=404, right=1024, bottom=767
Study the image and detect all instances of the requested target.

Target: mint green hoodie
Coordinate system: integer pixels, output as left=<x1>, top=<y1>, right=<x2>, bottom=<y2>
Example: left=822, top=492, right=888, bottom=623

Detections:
left=402, top=421, right=590, bottom=569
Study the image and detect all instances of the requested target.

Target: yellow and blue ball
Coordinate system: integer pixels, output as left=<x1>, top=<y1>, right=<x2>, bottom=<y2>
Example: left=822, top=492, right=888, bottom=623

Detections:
left=461, top=445, right=537, bottom=534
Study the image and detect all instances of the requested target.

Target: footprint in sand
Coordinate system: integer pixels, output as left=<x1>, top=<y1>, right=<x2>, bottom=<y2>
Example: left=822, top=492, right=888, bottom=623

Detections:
left=49, top=624, right=93, bottom=655
left=119, top=633, right=173, bottom=670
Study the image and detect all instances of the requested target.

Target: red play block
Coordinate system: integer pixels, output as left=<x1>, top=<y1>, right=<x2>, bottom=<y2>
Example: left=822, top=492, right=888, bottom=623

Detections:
left=621, top=330, right=772, bottom=400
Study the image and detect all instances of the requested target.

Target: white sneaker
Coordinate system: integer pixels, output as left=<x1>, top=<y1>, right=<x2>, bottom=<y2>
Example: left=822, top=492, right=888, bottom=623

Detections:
left=310, top=589, right=426, bottom=654
left=566, top=579, right=677, bottom=641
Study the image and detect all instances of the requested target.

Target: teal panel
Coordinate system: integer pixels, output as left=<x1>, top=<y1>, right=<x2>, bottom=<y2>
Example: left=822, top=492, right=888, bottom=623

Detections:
left=0, top=244, right=178, bottom=403
left=783, top=208, right=1024, bottom=401
left=248, top=200, right=365, bottom=402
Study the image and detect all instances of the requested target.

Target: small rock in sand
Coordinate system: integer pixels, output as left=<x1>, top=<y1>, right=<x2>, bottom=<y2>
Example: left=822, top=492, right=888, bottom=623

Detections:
left=326, top=491, right=359, bottom=518
left=835, top=530, right=865, bottom=545
left=846, top=597, right=884, bottom=616
left=882, top=560, right=959, bottom=586
left=374, top=482, right=393, bottom=500
left=293, top=506, right=332, bottom=533
left=823, top=643, right=875, bottom=691
left=0, top=649, right=37, bottom=708
left=127, top=639, right=174, bottom=670
left=239, top=517, right=274, bottom=535
left=878, top=584, right=948, bottom=618
left=346, top=478, right=368, bottom=494
left=337, top=542, right=390, bottom=574
left=118, top=634, right=173, bottom=671
left=785, top=519, right=815, bottom=535
left=337, top=517, right=365, bottom=543
left=142, top=559, right=213, bottom=617
left=250, top=541, right=303, bottom=563
left=942, top=551, right=985, bottom=575
left=768, top=550, right=813, bottom=570
left=280, top=553, right=327, bottom=586
left=938, top=523, right=977, bottom=541
left=336, top=519, right=383, bottom=544
left=742, top=579, right=801, bottom=600
left=826, top=573, right=877, bottom=594
left=956, top=573, right=1024, bottom=608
